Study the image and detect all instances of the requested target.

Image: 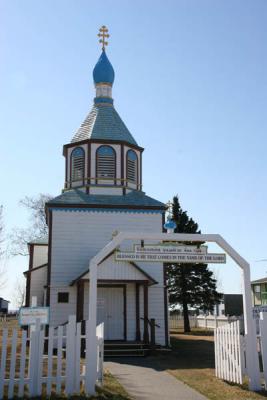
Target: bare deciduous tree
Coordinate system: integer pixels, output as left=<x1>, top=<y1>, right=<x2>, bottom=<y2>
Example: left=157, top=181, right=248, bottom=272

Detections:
left=13, top=278, right=26, bottom=309
left=9, top=193, right=53, bottom=256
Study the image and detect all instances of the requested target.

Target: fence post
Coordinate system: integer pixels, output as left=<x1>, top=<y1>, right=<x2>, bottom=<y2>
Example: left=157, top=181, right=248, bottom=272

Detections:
left=205, top=315, right=207, bottom=330
left=28, top=319, right=41, bottom=397
left=215, top=315, right=218, bottom=329
left=65, top=315, right=77, bottom=396
left=85, top=260, right=98, bottom=395
left=96, top=323, right=104, bottom=385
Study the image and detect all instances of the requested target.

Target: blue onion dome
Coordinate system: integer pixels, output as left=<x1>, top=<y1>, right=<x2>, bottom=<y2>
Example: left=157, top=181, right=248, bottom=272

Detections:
left=164, top=217, right=177, bottom=231
left=93, top=50, right=115, bottom=85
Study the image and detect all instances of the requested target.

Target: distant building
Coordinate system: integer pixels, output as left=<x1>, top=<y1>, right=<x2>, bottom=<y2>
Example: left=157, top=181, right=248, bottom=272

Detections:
left=214, top=294, right=243, bottom=316
left=251, top=277, right=267, bottom=306
left=0, top=298, right=9, bottom=314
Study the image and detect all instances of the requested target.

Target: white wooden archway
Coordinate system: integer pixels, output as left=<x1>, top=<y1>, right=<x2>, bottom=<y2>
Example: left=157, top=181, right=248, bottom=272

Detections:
left=85, top=232, right=261, bottom=394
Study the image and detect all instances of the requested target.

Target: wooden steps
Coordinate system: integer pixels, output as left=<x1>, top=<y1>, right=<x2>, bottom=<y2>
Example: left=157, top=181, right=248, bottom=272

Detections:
left=104, top=342, right=150, bottom=357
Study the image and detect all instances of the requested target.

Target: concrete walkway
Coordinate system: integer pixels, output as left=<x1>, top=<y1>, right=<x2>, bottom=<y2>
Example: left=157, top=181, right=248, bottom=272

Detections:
left=105, top=357, right=207, bottom=400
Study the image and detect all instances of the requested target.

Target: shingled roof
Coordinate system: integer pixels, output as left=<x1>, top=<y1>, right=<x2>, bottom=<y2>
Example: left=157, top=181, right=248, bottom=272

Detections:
left=71, top=104, right=138, bottom=146
left=47, top=189, right=166, bottom=210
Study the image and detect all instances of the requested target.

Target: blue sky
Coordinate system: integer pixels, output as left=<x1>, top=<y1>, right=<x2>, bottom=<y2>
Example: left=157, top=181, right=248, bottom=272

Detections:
left=1, top=0, right=267, bottom=307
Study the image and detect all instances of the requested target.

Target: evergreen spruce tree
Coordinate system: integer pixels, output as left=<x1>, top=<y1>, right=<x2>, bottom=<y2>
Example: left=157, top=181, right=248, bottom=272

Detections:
left=166, top=196, right=222, bottom=332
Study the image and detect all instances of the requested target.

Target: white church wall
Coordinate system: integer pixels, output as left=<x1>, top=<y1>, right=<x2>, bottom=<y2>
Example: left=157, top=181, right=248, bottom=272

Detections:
left=98, top=258, right=151, bottom=280
left=51, top=209, right=163, bottom=285
left=82, top=282, right=165, bottom=344
left=126, top=283, right=136, bottom=340
left=137, top=262, right=164, bottom=285
left=137, top=285, right=165, bottom=345
left=30, top=266, right=47, bottom=306
left=148, top=285, right=166, bottom=344
left=139, top=285, right=144, bottom=338
left=33, top=245, right=48, bottom=268
left=49, top=286, right=76, bottom=327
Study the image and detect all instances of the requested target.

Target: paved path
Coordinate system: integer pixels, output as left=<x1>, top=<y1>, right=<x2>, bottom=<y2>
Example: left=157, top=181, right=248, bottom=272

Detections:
left=105, top=358, right=207, bottom=400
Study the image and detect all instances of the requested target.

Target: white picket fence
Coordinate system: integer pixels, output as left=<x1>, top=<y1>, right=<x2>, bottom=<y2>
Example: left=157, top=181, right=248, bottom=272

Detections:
left=169, top=314, right=244, bottom=331
left=0, top=316, right=104, bottom=399
left=214, top=320, right=244, bottom=384
left=215, top=313, right=267, bottom=388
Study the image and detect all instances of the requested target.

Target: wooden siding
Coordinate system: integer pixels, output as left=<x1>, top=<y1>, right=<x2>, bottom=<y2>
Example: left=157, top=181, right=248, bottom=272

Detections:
left=33, top=245, right=48, bottom=268
left=148, top=285, right=166, bottom=344
left=51, top=210, right=163, bottom=285
left=49, top=210, right=166, bottom=343
left=49, top=287, right=76, bottom=326
left=82, top=282, right=165, bottom=345
left=126, top=283, right=136, bottom=340
left=30, top=266, right=47, bottom=306
left=81, top=257, right=152, bottom=281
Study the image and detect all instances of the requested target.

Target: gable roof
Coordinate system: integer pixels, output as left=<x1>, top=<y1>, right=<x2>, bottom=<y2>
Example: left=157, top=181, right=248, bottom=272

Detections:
left=47, top=189, right=166, bottom=210
left=71, top=104, right=138, bottom=146
left=23, top=263, right=48, bottom=276
left=70, top=259, right=157, bottom=286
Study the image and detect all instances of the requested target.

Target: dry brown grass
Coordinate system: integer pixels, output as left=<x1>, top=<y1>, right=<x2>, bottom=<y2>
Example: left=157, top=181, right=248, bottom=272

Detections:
left=0, top=317, right=19, bottom=331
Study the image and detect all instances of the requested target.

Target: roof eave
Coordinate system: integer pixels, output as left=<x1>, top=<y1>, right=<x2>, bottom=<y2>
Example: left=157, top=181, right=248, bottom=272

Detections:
left=46, top=203, right=166, bottom=211
left=63, top=138, right=144, bottom=154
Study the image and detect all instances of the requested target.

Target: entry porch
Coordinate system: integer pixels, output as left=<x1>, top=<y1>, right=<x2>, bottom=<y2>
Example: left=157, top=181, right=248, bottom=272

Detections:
left=71, top=261, right=158, bottom=343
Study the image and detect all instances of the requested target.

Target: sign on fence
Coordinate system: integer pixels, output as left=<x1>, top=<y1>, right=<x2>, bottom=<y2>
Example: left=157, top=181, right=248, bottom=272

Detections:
left=19, top=306, right=49, bottom=325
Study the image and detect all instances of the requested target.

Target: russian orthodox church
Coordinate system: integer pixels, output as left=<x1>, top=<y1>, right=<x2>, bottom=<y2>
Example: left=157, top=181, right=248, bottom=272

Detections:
left=24, top=27, right=168, bottom=347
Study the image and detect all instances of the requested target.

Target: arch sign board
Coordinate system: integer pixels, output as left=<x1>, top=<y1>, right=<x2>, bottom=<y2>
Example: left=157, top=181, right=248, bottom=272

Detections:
left=115, top=243, right=226, bottom=264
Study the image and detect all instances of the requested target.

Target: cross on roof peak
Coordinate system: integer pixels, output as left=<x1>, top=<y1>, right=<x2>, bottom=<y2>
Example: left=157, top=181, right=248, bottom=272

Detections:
left=97, top=25, right=110, bottom=51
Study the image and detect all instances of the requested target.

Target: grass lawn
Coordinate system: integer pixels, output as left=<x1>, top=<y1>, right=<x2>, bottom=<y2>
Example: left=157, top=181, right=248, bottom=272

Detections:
left=149, top=328, right=267, bottom=400
left=30, top=371, right=131, bottom=399
left=22, top=371, right=131, bottom=399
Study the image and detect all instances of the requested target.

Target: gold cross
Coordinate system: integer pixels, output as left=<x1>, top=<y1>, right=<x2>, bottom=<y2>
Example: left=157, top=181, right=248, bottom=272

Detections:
left=97, top=25, right=110, bottom=51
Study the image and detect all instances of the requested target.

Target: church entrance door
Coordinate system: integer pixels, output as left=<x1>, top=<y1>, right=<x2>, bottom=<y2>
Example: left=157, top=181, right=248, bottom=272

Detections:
left=97, top=286, right=125, bottom=340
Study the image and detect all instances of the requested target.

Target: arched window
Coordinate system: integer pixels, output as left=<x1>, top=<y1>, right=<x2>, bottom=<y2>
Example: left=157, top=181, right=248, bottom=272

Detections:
left=127, top=150, right=138, bottom=183
left=96, top=145, right=116, bottom=179
left=71, top=147, right=85, bottom=181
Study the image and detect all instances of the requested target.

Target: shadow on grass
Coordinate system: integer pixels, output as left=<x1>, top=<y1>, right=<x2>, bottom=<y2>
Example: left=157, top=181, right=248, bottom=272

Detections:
left=170, top=328, right=214, bottom=337
left=105, top=333, right=267, bottom=400
left=106, top=335, right=215, bottom=371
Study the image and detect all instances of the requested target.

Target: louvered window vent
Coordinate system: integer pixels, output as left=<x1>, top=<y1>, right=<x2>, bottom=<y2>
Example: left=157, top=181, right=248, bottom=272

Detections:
left=71, top=147, right=85, bottom=181
left=96, top=146, right=116, bottom=178
left=127, top=150, right=137, bottom=183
